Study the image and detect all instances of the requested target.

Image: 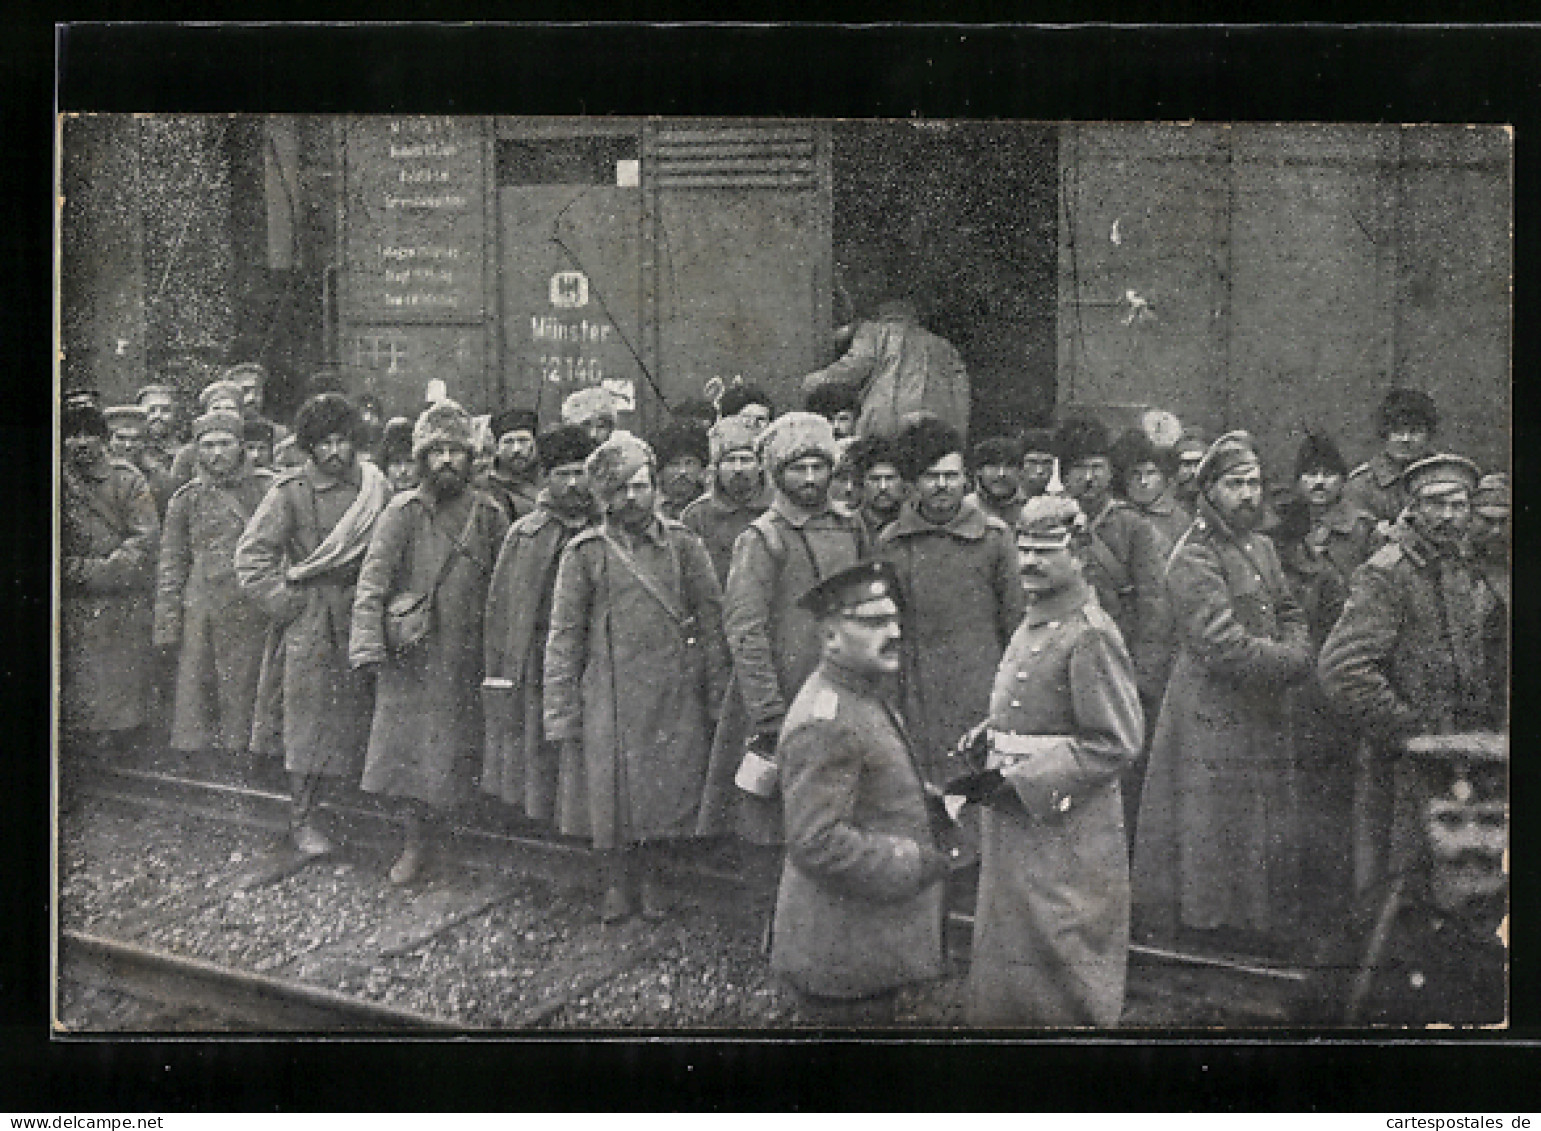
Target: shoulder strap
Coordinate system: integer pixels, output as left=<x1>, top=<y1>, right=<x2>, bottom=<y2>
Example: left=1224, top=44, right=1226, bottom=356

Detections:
left=1087, top=529, right=1132, bottom=593
left=421, top=494, right=488, bottom=603
left=599, top=528, right=691, bottom=631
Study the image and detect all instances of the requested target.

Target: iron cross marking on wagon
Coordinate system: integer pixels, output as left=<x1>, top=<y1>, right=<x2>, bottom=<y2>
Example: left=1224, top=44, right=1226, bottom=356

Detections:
left=357, top=333, right=408, bottom=373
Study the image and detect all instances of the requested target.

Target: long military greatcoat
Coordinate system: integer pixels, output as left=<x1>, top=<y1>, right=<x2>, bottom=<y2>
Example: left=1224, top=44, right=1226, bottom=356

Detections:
left=153, top=464, right=275, bottom=753
left=1343, top=451, right=1409, bottom=526
left=351, top=485, right=509, bottom=809
left=680, top=480, right=770, bottom=585
left=966, top=580, right=1144, bottom=1027
left=878, top=497, right=1026, bottom=785
left=770, top=657, right=946, bottom=1000
left=234, top=462, right=377, bottom=778
left=1318, top=524, right=1502, bottom=891
left=543, top=517, right=731, bottom=849
left=1131, top=497, right=1314, bottom=946
left=1082, top=496, right=1173, bottom=700
left=61, top=459, right=159, bottom=735
left=480, top=493, right=594, bottom=819
left=696, top=496, right=869, bottom=842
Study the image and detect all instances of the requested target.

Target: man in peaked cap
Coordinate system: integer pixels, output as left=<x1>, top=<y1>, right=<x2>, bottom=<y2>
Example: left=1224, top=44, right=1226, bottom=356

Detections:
left=769, top=559, right=949, bottom=1026
left=681, top=413, right=770, bottom=585
left=351, top=400, right=510, bottom=884
left=481, top=407, right=542, bottom=522
left=697, top=411, right=871, bottom=853
left=1344, top=387, right=1440, bottom=527
left=482, top=424, right=599, bottom=823
left=1132, top=430, right=1316, bottom=961
left=1320, top=451, right=1504, bottom=898
left=959, top=494, right=1144, bottom=1026
left=1300, top=732, right=1507, bottom=1027
left=544, top=430, right=731, bottom=922
left=561, top=385, right=620, bottom=446
left=651, top=417, right=711, bottom=521
left=236, top=393, right=392, bottom=860
left=153, top=409, right=276, bottom=776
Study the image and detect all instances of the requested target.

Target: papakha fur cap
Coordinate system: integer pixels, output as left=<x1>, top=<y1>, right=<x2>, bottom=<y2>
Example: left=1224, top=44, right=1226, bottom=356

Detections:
left=412, top=398, right=476, bottom=459
left=757, top=411, right=839, bottom=474
left=561, top=385, right=620, bottom=425
left=585, top=430, right=655, bottom=497
left=893, top=414, right=964, bottom=482
left=708, top=414, right=761, bottom=464
left=294, top=393, right=363, bottom=454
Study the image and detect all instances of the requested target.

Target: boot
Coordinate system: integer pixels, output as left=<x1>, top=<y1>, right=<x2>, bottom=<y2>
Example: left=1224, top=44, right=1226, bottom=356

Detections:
left=599, top=850, right=631, bottom=923
left=389, top=811, right=428, bottom=885
left=290, top=772, right=334, bottom=857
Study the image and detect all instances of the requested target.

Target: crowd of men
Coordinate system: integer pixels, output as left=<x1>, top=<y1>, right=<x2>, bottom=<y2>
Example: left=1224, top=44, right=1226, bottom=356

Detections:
left=60, top=356, right=1510, bottom=1028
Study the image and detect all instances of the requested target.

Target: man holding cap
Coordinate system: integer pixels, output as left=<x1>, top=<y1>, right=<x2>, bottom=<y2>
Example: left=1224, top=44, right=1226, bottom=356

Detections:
left=153, top=409, right=275, bottom=775
left=1319, top=453, right=1504, bottom=895
left=1132, top=431, right=1315, bottom=959
left=681, top=414, right=770, bottom=585
left=481, top=408, right=542, bottom=522
left=954, top=494, right=1144, bottom=1027
left=769, top=560, right=949, bottom=1026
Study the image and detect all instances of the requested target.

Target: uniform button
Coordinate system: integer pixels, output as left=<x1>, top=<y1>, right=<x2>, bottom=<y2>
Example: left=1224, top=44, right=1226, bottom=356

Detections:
left=1410, top=970, right=1426, bottom=990
left=1016, top=671, right=1028, bottom=680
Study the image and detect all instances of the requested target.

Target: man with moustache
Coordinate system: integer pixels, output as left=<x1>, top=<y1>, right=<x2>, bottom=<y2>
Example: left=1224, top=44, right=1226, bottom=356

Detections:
left=378, top=417, right=420, bottom=494
left=698, top=413, right=871, bottom=849
left=236, top=393, right=392, bottom=858
left=805, top=381, right=862, bottom=440
left=1344, top=388, right=1440, bottom=528
left=844, top=435, right=907, bottom=544
left=1110, top=429, right=1190, bottom=553
left=1319, top=454, right=1504, bottom=897
left=60, top=402, right=160, bottom=766
left=481, top=408, right=543, bottom=522
left=965, top=434, right=1027, bottom=528
left=561, top=385, right=620, bottom=447
left=953, top=495, right=1144, bottom=1027
left=651, top=418, right=711, bottom=521
left=153, top=410, right=276, bottom=775
left=769, top=560, right=949, bottom=1026
left=106, top=405, right=177, bottom=518
left=1019, top=428, right=1058, bottom=502
left=351, top=401, right=510, bottom=884
left=242, top=417, right=277, bottom=471
left=718, top=384, right=776, bottom=433
left=880, top=415, right=1025, bottom=789
left=544, top=432, right=731, bottom=920
left=1169, top=433, right=1207, bottom=512
left=1132, top=432, right=1315, bottom=959
left=481, top=424, right=598, bottom=825
left=681, top=415, right=769, bottom=585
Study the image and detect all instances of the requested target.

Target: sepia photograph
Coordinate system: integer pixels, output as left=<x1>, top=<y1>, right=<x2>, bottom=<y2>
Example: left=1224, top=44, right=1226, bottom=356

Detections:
left=54, top=109, right=1510, bottom=1034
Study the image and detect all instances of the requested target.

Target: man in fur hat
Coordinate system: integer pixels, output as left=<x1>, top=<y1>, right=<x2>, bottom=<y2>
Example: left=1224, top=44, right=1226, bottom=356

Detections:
left=61, top=401, right=160, bottom=765
left=881, top=415, right=1025, bottom=788
left=697, top=412, right=872, bottom=853
left=544, top=432, right=731, bottom=921
left=351, top=401, right=510, bottom=884
left=242, top=417, right=277, bottom=471
left=235, top=393, right=392, bottom=858
left=560, top=385, right=620, bottom=447
left=1110, top=428, right=1189, bottom=553
left=153, top=410, right=276, bottom=774
left=805, top=381, right=862, bottom=440
left=1020, top=428, right=1059, bottom=503
left=166, top=377, right=256, bottom=499
left=651, top=417, right=711, bottom=521
left=1320, top=453, right=1504, bottom=897
left=966, top=434, right=1027, bottom=528
left=719, top=384, right=776, bottom=433
left=378, top=417, right=419, bottom=494
left=481, top=407, right=542, bottom=522
left=1132, top=431, right=1315, bottom=960
left=482, top=424, right=599, bottom=823
left=681, top=414, right=770, bottom=585
left=843, top=435, right=908, bottom=545
left=1344, top=387, right=1440, bottom=527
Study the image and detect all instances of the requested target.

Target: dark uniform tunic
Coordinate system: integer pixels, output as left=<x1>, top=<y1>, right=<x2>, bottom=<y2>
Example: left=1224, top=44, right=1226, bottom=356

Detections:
left=967, top=581, right=1144, bottom=1027
left=153, top=465, right=275, bottom=753
left=770, top=657, right=947, bottom=1001
left=61, top=459, right=159, bottom=736
left=680, top=481, right=770, bottom=586
left=1343, top=452, right=1410, bottom=527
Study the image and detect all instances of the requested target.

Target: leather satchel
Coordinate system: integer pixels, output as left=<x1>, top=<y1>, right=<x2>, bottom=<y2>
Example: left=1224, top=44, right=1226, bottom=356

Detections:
left=384, top=499, right=482, bottom=654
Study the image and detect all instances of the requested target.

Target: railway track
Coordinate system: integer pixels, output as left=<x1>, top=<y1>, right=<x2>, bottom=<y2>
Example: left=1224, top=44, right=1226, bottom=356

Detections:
left=63, top=761, right=1309, bottom=1029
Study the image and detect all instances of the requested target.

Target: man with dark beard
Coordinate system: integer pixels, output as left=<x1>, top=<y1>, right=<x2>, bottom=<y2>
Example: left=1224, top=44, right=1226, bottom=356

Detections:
left=544, top=433, right=731, bottom=921
left=154, top=410, right=275, bottom=776
left=236, top=393, right=392, bottom=858
left=1132, top=431, right=1315, bottom=960
left=966, top=434, right=1027, bottom=528
left=844, top=435, right=907, bottom=545
left=61, top=402, right=160, bottom=767
left=351, top=400, right=510, bottom=884
left=481, top=408, right=542, bottom=522
left=651, top=418, right=711, bottom=521
left=481, top=424, right=598, bottom=824
left=681, top=415, right=769, bottom=585
left=1320, top=454, right=1503, bottom=897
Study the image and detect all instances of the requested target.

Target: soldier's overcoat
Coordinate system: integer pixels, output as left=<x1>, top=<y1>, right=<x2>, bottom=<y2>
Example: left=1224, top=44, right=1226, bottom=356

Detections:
left=61, top=460, right=159, bottom=735
left=543, top=517, right=731, bottom=848
left=351, top=486, right=509, bottom=808
left=878, top=497, right=1026, bottom=785
left=966, top=583, right=1144, bottom=1027
left=770, top=658, right=946, bottom=1000
left=153, top=464, right=275, bottom=752
left=1131, top=497, right=1314, bottom=944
